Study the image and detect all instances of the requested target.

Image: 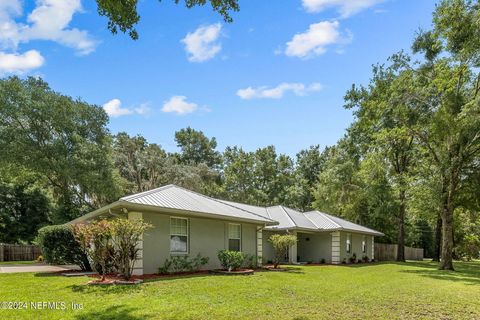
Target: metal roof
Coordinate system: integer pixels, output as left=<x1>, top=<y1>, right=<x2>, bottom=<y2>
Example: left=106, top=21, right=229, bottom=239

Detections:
left=72, top=184, right=383, bottom=236
left=120, top=185, right=275, bottom=224
left=217, top=199, right=383, bottom=236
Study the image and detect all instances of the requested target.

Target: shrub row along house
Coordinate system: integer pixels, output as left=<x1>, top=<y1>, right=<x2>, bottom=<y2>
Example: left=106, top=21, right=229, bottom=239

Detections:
left=70, top=185, right=383, bottom=274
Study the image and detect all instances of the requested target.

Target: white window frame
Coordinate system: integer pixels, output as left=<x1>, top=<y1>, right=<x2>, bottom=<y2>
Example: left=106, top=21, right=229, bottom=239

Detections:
left=362, top=235, right=367, bottom=253
left=170, top=216, right=189, bottom=254
left=228, top=223, right=242, bottom=252
left=346, top=233, right=351, bottom=253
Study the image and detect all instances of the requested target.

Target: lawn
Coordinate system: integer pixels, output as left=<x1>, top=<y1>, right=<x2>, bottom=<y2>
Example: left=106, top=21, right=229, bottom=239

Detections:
left=0, top=261, right=479, bottom=320
left=0, top=261, right=36, bottom=265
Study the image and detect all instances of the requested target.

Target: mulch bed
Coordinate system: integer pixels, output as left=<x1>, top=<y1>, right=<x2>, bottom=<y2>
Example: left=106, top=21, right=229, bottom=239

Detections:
left=210, top=269, right=254, bottom=275
left=263, top=265, right=289, bottom=272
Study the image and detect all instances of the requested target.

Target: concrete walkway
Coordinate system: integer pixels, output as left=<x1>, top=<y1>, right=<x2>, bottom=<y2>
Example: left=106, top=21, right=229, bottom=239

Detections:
left=0, top=263, right=79, bottom=274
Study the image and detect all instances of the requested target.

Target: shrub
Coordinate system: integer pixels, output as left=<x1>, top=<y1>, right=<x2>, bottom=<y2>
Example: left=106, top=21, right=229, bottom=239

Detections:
left=320, top=258, right=326, bottom=264
left=36, top=255, right=44, bottom=263
left=268, top=234, right=297, bottom=268
left=72, top=220, right=114, bottom=281
left=242, top=254, right=258, bottom=269
left=158, top=254, right=209, bottom=274
left=110, top=218, right=152, bottom=280
left=217, top=250, right=245, bottom=271
left=349, top=253, right=357, bottom=264
left=37, top=224, right=91, bottom=271
left=362, top=255, right=369, bottom=263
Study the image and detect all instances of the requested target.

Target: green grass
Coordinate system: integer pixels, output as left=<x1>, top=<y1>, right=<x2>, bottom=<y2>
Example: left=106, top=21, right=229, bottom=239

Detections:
left=0, top=261, right=36, bottom=265
left=0, top=261, right=479, bottom=320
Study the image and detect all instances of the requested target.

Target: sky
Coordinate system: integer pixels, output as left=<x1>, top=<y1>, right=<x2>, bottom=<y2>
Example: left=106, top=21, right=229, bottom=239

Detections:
left=0, top=0, right=438, bottom=157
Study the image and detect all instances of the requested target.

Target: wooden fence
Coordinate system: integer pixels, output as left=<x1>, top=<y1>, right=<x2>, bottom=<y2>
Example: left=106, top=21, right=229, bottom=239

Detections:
left=374, top=243, right=424, bottom=261
left=0, top=244, right=42, bottom=262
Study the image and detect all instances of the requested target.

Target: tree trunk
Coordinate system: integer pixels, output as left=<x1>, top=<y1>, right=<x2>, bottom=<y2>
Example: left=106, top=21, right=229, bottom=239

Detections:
left=432, top=213, right=442, bottom=262
left=396, top=189, right=406, bottom=262
left=439, top=179, right=455, bottom=271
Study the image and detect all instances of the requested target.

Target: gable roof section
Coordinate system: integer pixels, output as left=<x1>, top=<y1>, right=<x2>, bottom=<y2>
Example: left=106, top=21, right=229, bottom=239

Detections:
left=217, top=198, right=383, bottom=236
left=120, top=185, right=275, bottom=224
left=305, top=211, right=384, bottom=236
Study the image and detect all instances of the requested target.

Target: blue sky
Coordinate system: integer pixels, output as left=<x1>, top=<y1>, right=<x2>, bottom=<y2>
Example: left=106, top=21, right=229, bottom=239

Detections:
left=0, top=0, right=437, bottom=157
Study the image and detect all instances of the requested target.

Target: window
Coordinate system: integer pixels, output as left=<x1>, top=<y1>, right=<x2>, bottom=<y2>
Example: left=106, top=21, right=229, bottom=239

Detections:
left=170, top=217, right=188, bottom=253
left=346, top=234, right=351, bottom=253
left=228, top=223, right=241, bottom=251
left=362, top=235, right=367, bottom=253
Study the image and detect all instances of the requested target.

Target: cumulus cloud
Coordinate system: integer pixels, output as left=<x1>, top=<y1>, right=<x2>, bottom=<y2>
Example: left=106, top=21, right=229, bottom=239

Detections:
left=285, top=21, right=351, bottom=58
left=237, top=82, right=323, bottom=100
left=0, top=0, right=97, bottom=56
left=103, top=99, right=133, bottom=118
left=181, top=23, right=222, bottom=62
left=162, top=96, right=198, bottom=115
left=302, top=0, right=385, bottom=18
left=0, top=50, right=44, bottom=74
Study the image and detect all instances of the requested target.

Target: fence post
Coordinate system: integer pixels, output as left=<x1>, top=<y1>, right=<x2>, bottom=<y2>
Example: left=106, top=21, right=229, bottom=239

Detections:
left=0, top=244, right=3, bottom=262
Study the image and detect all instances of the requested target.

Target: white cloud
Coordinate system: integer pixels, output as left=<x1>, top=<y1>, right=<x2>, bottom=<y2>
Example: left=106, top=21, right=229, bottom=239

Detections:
left=285, top=21, right=350, bottom=58
left=162, top=96, right=198, bottom=115
left=0, top=0, right=97, bottom=55
left=134, top=103, right=151, bottom=115
left=103, top=99, right=133, bottom=117
left=181, top=23, right=222, bottom=62
left=302, top=0, right=385, bottom=18
left=0, top=50, right=44, bottom=74
left=237, top=82, right=323, bottom=100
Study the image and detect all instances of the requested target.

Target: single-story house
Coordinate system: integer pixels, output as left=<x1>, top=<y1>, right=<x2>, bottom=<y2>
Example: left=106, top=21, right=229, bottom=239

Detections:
left=70, top=184, right=383, bottom=275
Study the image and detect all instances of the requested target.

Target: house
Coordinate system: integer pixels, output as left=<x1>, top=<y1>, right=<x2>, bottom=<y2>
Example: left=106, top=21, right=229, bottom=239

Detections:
left=216, top=200, right=384, bottom=264
left=70, top=184, right=383, bottom=275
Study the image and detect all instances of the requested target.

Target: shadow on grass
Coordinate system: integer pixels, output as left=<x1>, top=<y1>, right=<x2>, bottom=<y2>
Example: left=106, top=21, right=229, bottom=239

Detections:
left=75, top=305, right=148, bottom=320
left=391, top=260, right=480, bottom=286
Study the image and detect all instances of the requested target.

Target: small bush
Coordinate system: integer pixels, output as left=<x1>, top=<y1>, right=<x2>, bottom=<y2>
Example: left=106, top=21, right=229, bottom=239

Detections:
left=268, top=234, right=297, bottom=268
left=242, top=254, right=258, bottom=269
left=320, top=258, right=326, bottom=264
left=349, top=253, right=357, bottom=264
left=37, top=225, right=91, bottom=271
left=159, top=254, right=209, bottom=274
left=217, top=250, right=245, bottom=271
left=36, top=255, right=44, bottom=263
left=362, top=255, right=369, bottom=263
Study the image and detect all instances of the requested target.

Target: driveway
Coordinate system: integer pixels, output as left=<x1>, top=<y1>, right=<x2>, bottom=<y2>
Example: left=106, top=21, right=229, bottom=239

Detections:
left=0, top=263, right=79, bottom=274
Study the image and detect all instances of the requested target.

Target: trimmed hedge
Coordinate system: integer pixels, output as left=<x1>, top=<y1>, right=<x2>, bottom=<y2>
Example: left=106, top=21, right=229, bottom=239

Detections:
left=37, top=225, right=91, bottom=271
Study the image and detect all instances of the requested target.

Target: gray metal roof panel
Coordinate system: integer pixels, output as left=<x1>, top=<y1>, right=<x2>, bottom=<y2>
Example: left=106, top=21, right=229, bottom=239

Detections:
left=121, top=185, right=274, bottom=223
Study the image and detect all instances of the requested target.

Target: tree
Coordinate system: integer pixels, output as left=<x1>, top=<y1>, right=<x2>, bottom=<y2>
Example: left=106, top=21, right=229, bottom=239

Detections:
left=393, top=0, right=480, bottom=270
left=0, top=183, right=51, bottom=244
left=96, top=0, right=240, bottom=40
left=287, top=145, right=324, bottom=211
left=345, top=59, right=417, bottom=262
left=0, top=77, right=122, bottom=222
left=174, top=127, right=222, bottom=169
left=222, top=145, right=294, bottom=206
left=268, top=234, right=297, bottom=269
left=113, top=132, right=167, bottom=193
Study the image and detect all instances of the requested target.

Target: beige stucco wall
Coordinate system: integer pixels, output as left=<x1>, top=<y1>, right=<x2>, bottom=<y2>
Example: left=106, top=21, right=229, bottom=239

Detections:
left=263, top=229, right=376, bottom=265
left=141, top=211, right=259, bottom=274
left=297, top=232, right=332, bottom=263
left=338, top=231, right=374, bottom=263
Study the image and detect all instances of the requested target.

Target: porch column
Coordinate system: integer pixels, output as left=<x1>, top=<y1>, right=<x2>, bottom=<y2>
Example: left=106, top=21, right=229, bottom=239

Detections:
left=371, top=236, right=375, bottom=260
left=331, top=231, right=340, bottom=264
left=289, top=230, right=297, bottom=264
left=128, top=211, right=144, bottom=276
left=256, top=227, right=263, bottom=267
